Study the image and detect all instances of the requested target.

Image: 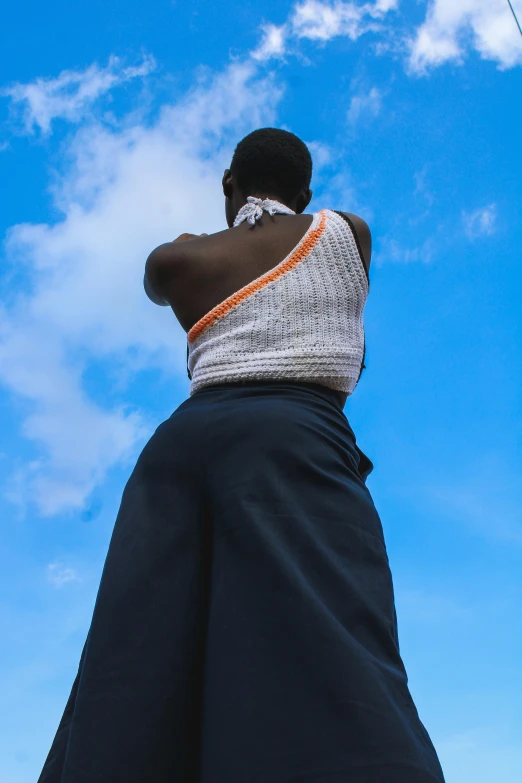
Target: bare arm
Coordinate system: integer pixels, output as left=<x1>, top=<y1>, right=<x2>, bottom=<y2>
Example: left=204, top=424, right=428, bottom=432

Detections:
left=143, top=267, right=169, bottom=306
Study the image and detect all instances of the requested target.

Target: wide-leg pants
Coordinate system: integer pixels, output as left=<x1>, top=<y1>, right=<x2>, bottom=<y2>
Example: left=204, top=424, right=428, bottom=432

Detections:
left=38, top=380, right=445, bottom=783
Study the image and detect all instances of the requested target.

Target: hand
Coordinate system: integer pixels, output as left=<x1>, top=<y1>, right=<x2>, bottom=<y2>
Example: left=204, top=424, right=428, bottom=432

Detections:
left=171, top=232, right=208, bottom=242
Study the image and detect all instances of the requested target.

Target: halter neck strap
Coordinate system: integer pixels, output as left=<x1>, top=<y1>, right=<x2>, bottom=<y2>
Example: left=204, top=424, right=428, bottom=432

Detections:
left=233, top=196, right=296, bottom=227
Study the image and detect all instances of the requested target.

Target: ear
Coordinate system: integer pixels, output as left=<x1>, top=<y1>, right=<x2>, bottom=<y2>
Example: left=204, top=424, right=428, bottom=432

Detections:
left=296, top=188, right=313, bottom=213
left=222, top=169, right=233, bottom=198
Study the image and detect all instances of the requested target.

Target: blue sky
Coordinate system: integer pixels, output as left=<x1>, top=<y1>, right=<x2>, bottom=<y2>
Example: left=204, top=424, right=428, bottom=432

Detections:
left=0, top=0, right=521, bottom=780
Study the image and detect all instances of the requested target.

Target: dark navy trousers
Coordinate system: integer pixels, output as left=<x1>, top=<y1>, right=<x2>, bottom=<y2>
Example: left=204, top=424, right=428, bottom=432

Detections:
left=38, top=380, right=445, bottom=783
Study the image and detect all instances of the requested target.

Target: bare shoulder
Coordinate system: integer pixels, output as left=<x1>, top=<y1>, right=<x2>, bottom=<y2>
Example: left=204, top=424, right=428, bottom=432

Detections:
left=144, top=241, right=188, bottom=306
left=336, top=211, right=372, bottom=274
left=340, top=212, right=371, bottom=237
left=144, top=231, right=223, bottom=307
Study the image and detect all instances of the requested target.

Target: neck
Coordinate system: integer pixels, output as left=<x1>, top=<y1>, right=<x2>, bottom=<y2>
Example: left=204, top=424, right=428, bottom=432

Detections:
left=240, top=193, right=290, bottom=209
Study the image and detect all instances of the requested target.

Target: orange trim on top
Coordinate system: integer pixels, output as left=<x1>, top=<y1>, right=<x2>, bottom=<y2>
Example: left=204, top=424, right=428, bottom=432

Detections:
left=188, top=210, right=328, bottom=345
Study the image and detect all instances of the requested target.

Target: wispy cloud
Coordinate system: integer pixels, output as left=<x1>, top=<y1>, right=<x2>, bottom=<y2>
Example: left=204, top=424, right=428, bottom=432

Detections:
left=406, top=0, right=522, bottom=75
left=47, top=562, right=81, bottom=588
left=250, top=0, right=398, bottom=61
left=251, top=23, right=288, bottom=62
left=291, top=0, right=383, bottom=42
left=0, top=53, right=156, bottom=136
left=377, top=234, right=437, bottom=264
left=462, top=203, right=497, bottom=240
left=406, top=165, right=436, bottom=225
left=305, top=139, right=334, bottom=169
left=250, top=0, right=522, bottom=74
left=0, top=58, right=284, bottom=518
left=347, top=86, right=383, bottom=125
left=413, top=166, right=435, bottom=210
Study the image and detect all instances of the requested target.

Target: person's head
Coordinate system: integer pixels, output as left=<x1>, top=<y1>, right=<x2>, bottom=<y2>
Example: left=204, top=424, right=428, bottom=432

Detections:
left=223, top=128, right=313, bottom=227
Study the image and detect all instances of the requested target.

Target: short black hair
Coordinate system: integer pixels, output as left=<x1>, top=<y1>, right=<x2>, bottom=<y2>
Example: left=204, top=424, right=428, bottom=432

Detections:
left=230, top=128, right=312, bottom=205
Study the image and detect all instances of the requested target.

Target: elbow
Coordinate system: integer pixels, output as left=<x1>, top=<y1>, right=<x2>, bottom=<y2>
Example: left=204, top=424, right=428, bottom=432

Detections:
left=144, top=258, right=169, bottom=306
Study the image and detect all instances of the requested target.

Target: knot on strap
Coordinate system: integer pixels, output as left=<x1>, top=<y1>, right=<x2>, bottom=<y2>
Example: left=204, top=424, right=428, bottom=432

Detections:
left=233, top=197, right=296, bottom=228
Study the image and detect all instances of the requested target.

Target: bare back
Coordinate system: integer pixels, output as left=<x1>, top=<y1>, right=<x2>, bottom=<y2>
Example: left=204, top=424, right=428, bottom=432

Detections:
left=161, top=212, right=369, bottom=333
left=165, top=213, right=315, bottom=334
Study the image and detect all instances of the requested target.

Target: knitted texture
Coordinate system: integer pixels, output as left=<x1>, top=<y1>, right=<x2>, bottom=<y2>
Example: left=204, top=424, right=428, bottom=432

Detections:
left=187, top=209, right=369, bottom=396
left=233, top=196, right=296, bottom=227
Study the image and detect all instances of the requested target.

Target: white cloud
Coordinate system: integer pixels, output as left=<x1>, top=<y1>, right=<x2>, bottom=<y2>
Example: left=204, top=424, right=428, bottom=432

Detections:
left=248, top=0, right=522, bottom=74
left=347, top=86, right=383, bottom=124
left=305, top=139, right=333, bottom=169
left=249, top=0, right=398, bottom=60
left=47, top=562, right=81, bottom=588
left=462, top=203, right=497, bottom=240
left=0, top=323, right=149, bottom=517
left=407, top=0, right=522, bottom=75
left=251, top=23, right=288, bottom=61
left=372, top=0, right=399, bottom=11
left=378, top=234, right=437, bottom=264
left=292, top=0, right=367, bottom=41
left=0, top=53, right=157, bottom=136
left=291, top=0, right=399, bottom=41
left=0, top=58, right=284, bottom=518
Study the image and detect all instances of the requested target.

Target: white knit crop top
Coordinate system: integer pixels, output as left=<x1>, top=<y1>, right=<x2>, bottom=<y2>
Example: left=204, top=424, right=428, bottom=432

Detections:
left=186, top=207, right=369, bottom=397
